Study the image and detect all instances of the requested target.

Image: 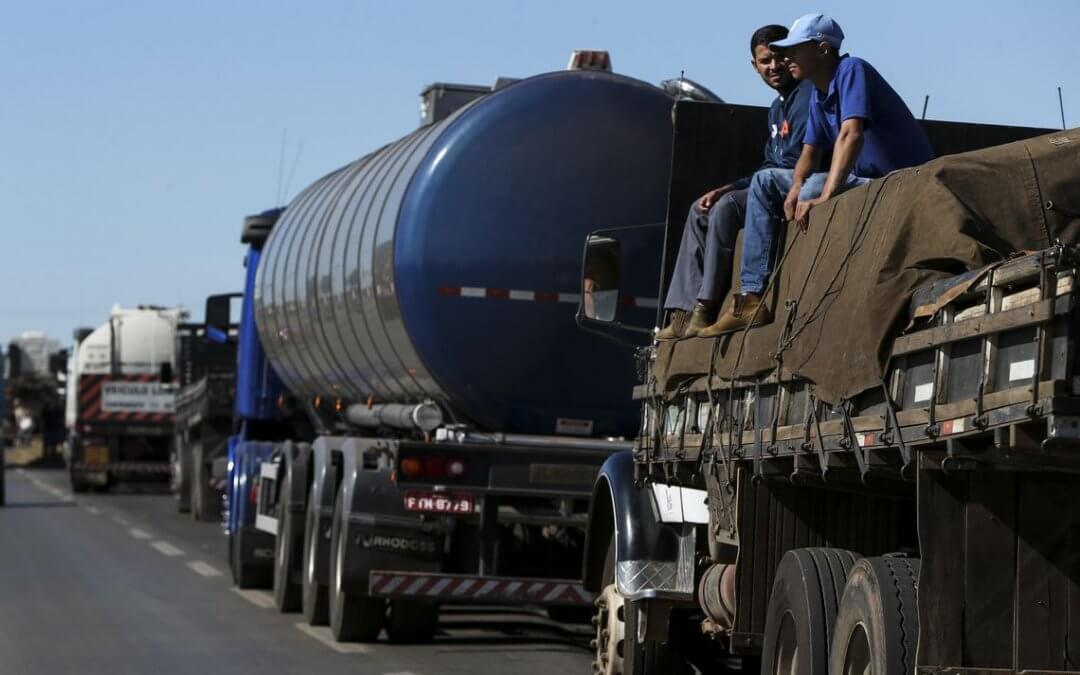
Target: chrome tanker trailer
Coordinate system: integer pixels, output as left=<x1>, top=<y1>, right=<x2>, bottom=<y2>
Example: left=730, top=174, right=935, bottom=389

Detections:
left=228, top=56, right=678, bottom=644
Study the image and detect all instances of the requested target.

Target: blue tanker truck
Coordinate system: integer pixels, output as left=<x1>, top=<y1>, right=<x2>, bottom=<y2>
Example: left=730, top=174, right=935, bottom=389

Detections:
left=217, top=60, right=683, bottom=643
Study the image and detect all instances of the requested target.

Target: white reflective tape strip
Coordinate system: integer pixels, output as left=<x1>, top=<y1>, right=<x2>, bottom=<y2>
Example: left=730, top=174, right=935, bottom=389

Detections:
left=476, top=580, right=499, bottom=595
left=452, top=578, right=477, bottom=596
left=558, top=293, right=581, bottom=304
left=380, top=575, right=407, bottom=595
left=913, top=383, right=933, bottom=403
left=1010, top=359, right=1035, bottom=381
left=527, top=582, right=546, bottom=596
left=543, top=584, right=568, bottom=602
left=508, top=290, right=535, bottom=301
left=575, top=586, right=593, bottom=602
left=427, top=577, right=453, bottom=596
left=403, top=577, right=427, bottom=595
left=460, top=287, right=485, bottom=298
left=954, top=417, right=966, bottom=433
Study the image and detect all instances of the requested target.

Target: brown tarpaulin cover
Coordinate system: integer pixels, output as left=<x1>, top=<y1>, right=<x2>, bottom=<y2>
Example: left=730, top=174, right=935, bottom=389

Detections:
left=652, top=129, right=1080, bottom=404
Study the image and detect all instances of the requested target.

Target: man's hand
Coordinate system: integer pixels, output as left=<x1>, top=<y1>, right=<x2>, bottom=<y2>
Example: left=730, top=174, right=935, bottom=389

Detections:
left=783, top=183, right=803, bottom=221
left=697, top=185, right=732, bottom=211
left=794, top=196, right=826, bottom=231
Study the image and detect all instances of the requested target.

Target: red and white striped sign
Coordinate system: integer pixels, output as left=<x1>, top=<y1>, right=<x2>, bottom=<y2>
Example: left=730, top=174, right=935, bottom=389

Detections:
left=78, top=374, right=175, bottom=425
left=437, top=286, right=657, bottom=309
left=369, top=571, right=593, bottom=605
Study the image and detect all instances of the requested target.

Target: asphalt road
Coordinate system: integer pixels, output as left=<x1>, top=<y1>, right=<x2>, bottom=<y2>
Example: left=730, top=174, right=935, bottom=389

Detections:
left=0, top=467, right=594, bottom=675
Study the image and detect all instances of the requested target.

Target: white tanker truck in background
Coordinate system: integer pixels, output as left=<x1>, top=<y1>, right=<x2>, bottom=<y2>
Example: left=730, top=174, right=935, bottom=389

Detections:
left=65, top=305, right=188, bottom=492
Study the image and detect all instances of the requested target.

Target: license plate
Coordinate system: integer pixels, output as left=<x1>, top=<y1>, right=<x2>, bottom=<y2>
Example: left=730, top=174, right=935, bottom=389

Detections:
left=403, top=491, right=474, bottom=515
left=84, top=445, right=109, bottom=466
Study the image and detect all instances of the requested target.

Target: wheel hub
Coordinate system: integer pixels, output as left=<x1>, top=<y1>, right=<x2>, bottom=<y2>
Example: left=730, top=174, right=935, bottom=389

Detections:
left=592, top=583, right=626, bottom=675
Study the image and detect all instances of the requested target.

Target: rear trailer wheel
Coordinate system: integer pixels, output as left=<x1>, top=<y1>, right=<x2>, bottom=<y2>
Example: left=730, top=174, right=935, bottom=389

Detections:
left=231, top=526, right=272, bottom=589
left=328, top=485, right=385, bottom=641
left=830, top=556, right=920, bottom=675
left=171, top=437, right=191, bottom=514
left=192, top=441, right=221, bottom=523
left=762, top=548, right=860, bottom=675
left=302, top=488, right=330, bottom=626
left=273, top=482, right=303, bottom=612
left=386, top=600, right=438, bottom=644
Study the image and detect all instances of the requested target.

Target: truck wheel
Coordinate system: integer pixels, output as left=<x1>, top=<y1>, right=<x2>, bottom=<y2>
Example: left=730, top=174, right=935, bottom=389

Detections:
left=302, top=489, right=330, bottom=625
left=762, top=548, right=860, bottom=675
left=386, top=600, right=438, bottom=644
left=171, top=436, right=191, bottom=514
left=70, top=469, right=89, bottom=493
left=192, top=440, right=221, bottom=522
left=231, top=527, right=272, bottom=589
left=328, top=485, right=385, bottom=641
left=273, top=474, right=304, bottom=612
left=829, top=556, right=920, bottom=675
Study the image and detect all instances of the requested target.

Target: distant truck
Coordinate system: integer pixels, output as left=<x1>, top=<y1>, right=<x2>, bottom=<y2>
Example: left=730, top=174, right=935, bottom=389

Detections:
left=170, top=295, right=240, bottom=521
left=577, top=100, right=1074, bottom=674
left=65, top=305, right=187, bottom=492
left=218, top=59, right=680, bottom=644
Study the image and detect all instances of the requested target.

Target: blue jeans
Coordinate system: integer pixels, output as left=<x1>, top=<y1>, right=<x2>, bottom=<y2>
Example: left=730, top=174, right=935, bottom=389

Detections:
left=740, top=169, right=871, bottom=294
left=664, top=189, right=748, bottom=311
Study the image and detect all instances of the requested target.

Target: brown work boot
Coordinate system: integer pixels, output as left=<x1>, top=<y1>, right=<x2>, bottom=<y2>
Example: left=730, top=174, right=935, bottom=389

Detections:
left=697, top=293, right=773, bottom=338
left=683, top=301, right=719, bottom=338
left=655, top=309, right=689, bottom=340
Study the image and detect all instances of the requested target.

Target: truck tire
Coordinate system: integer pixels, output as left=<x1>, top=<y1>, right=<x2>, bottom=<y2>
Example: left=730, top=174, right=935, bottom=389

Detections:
left=591, top=535, right=686, bottom=675
left=273, top=467, right=304, bottom=613
left=192, top=440, right=221, bottom=522
left=386, top=600, right=438, bottom=644
left=231, top=528, right=272, bottom=589
left=302, top=490, right=330, bottom=626
left=829, top=556, right=920, bottom=675
left=70, top=470, right=89, bottom=493
left=328, top=485, right=386, bottom=641
left=171, top=435, right=191, bottom=514
left=762, top=548, right=860, bottom=675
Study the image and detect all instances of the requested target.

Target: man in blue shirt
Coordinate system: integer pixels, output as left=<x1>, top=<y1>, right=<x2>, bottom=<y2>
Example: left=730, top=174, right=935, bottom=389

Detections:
left=658, top=24, right=814, bottom=339
left=700, top=13, right=934, bottom=337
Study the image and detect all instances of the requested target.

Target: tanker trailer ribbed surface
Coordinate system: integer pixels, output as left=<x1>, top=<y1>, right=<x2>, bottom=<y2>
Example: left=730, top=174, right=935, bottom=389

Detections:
left=233, top=65, right=677, bottom=640
left=253, top=69, right=670, bottom=437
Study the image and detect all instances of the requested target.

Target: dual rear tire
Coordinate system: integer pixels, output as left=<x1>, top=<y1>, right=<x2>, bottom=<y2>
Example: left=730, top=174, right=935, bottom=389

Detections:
left=761, top=548, right=920, bottom=675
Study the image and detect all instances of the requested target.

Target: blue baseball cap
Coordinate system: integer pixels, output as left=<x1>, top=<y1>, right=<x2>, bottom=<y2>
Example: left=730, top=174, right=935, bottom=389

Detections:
left=770, top=14, right=845, bottom=50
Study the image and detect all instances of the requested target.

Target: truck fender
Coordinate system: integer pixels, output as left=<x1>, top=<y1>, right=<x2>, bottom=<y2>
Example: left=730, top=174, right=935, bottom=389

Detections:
left=582, top=451, right=688, bottom=599
left=306, top=436, right=347, bottom=586
left=336, top=437, right=443, bottom=594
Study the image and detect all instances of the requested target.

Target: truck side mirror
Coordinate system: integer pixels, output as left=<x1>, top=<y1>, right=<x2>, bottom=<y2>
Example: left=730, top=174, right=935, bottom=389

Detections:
left=204, top=293, right=242, bottom=343
left=576, top=223, right=665, bottom=344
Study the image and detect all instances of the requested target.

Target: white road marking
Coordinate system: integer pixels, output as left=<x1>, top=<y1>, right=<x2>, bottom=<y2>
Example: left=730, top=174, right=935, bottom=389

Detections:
left=129, top=528, right=152, bottom=540
left=294, top=623, right=373, bottom=654
left=384, top=672, right=419, bottom=675
left=113, top=517, right=131, bottom=526
left=151, top=541, right=184, bottom=557
left=231, top=588, right=275, bottom=609
left=187, top=561, right=223, bottom=577
left=83, top=506, right=101, bottom=516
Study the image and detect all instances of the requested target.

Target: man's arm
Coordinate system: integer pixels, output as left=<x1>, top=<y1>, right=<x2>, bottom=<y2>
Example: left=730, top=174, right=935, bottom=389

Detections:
left=698, top=182, right=741, bottom=210
left=783, top=144, right=822, bottom=220
left=793, top=118, right=864, bottom=229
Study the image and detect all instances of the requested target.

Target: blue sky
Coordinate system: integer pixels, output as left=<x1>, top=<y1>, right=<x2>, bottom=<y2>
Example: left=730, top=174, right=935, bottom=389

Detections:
left=1, top=0, right=1076, bottom=347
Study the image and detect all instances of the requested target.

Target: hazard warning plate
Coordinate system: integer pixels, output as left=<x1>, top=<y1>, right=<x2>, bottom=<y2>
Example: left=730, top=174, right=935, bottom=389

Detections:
left=403, top=491, right=475, bottom=515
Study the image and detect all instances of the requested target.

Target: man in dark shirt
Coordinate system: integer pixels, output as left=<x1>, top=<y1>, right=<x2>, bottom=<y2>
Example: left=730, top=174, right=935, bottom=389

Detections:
left=658, top=24, right=814, bottom=339
left=702, top=13, right=934, bottom=336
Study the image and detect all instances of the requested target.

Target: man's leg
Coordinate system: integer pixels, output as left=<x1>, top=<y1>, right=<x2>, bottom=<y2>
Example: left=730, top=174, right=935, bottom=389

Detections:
left=697, top=188, right=748, bottom=304
left=662, top=205, right=711, bottom=312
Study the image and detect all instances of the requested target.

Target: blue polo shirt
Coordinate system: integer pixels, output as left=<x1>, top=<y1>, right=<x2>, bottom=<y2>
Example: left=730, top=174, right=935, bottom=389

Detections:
left=732, top=80, right=812, bottom=188
left=804, top=55, right=934, bottom=178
